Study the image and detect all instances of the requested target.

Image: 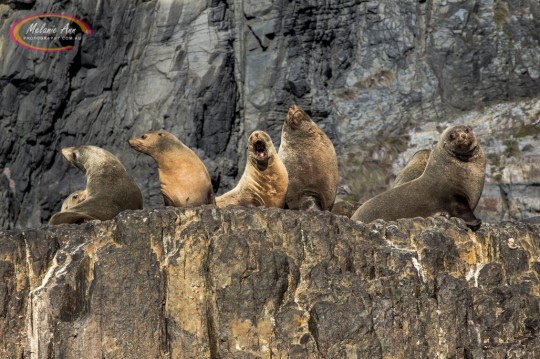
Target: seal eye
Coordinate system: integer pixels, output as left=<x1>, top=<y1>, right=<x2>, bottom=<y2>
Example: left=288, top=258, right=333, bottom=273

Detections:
left=72, top=152, right=77, bottom=160
left=465, top=127, right=470, bottom=133
left=158, top=133, right=163, bottom=137
left=449, top=133, right=455, bottom=140
left=141, top=134, right=147, bottom=140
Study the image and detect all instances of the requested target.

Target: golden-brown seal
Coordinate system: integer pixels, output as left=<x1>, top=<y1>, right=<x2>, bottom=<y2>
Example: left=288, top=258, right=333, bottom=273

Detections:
left=394, top=149, right=431, bottom=187
left=60, top=189, right=87, bottom=211
left=217, top=130, right=288, bottom=208
left=128, top=130, right=214, bottom=207
left=352, top=125, right=486, bottom=230
left=278, top=105, right=338, bottom=211
left=49, top=146, right=144, bottom=225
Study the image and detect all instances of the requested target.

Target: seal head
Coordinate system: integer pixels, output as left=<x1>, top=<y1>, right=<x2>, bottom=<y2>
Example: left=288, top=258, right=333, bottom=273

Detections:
left=249, top=131, right=272, bottom=171
left=60, top=189, right=87, bottom=212
left=442, top=125, right=480, bottom=161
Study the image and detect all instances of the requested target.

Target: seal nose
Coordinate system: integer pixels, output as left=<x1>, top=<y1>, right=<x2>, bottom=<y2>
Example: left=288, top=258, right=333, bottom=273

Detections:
left=460, top=132, right=467, bottom=140
left=61, top=147, right=73, bottom=158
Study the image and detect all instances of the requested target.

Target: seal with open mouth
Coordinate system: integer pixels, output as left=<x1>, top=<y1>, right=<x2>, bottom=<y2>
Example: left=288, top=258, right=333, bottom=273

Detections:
left=217, top=130, right=288, bottom=208
left=128, top=130, right=215, bottom=207
left=278, top=104, right=338, bottom=211
left=352, top=125, right=486, bottom=231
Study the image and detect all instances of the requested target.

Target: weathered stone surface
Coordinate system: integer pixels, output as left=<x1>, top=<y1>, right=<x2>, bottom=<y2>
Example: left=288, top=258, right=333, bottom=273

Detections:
left=1, top=0, right=540, bottom=229
left=1, top=207, right=539, bottom=358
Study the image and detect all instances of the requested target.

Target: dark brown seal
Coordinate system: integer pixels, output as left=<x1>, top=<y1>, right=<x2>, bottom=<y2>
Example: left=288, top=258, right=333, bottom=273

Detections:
left=49, top=146, right=143, bottom=225
left=352, top=125, right=486, bottom=230
left=128, top=130, right=215, bottom=207
left=394, top=149, right=431, bottom=187
left=217, top=130, right=288, bottom=208
left=60, top=189, right=87, bottom=211
left=278, top=104, right=338, bottom=211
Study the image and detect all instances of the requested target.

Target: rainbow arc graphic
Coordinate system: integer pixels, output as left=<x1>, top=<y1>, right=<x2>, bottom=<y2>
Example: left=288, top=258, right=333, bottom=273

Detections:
left=10, top=13, right=92, bottom=52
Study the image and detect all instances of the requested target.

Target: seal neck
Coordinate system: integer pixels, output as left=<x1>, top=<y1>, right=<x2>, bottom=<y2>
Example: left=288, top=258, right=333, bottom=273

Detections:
left=444, top=144, right=479, bottom=162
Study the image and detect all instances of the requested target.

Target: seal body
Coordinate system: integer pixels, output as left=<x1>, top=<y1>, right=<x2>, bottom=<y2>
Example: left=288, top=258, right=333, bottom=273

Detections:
left=129, top=130, right=215, bottom=207
left=60, top=189, right=87, bottom=211
left=394, top=149, right=431, bottom=187
left=217, top=130, right=288, bottom=208
left=278, top=105, right=338, bottom=211
left=49, top=146, right=143, bottom=225
left=352, top=125, right=486, bottom=230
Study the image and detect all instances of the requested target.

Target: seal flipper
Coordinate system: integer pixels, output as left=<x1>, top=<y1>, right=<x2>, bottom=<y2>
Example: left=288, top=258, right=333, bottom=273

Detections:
left=207, top=190, right=216, bottom=205
left=163, top=194, right=174, bottom=207
left=449, top=195, right=482, bottom=231
left=49, top=211, right=96, bottom=225
left=298, top=195, right=323, bottom=211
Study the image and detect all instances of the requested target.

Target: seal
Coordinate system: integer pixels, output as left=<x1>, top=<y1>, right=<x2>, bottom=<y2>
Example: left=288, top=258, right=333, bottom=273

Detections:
left=278, top=104, right=338, bottom=211
left=60, top=189, right=87, bottom=211
left=217, top=130, right=288, bottom=208
left=352, top=125, right=486, bottom=230
left=49, top=146, right=144, bottom=225
left=128, top=130, right=215, bottom=207
left=394, top=149, right=431, bottom=187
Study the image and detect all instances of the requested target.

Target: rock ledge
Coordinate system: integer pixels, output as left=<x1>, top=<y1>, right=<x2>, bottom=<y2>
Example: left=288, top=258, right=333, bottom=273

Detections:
left=1, top=207, right=539, bottom=358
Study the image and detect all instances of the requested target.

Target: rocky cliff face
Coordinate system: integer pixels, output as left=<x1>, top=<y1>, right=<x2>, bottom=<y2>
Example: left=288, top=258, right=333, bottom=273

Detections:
left=1, top=207, right=539, bottom=358
left=1, top=0, right=540, bottom=229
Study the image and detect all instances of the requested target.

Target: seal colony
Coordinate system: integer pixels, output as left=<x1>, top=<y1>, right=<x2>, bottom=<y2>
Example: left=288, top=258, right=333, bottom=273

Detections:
left=48, top=105, right=489, bottom=231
